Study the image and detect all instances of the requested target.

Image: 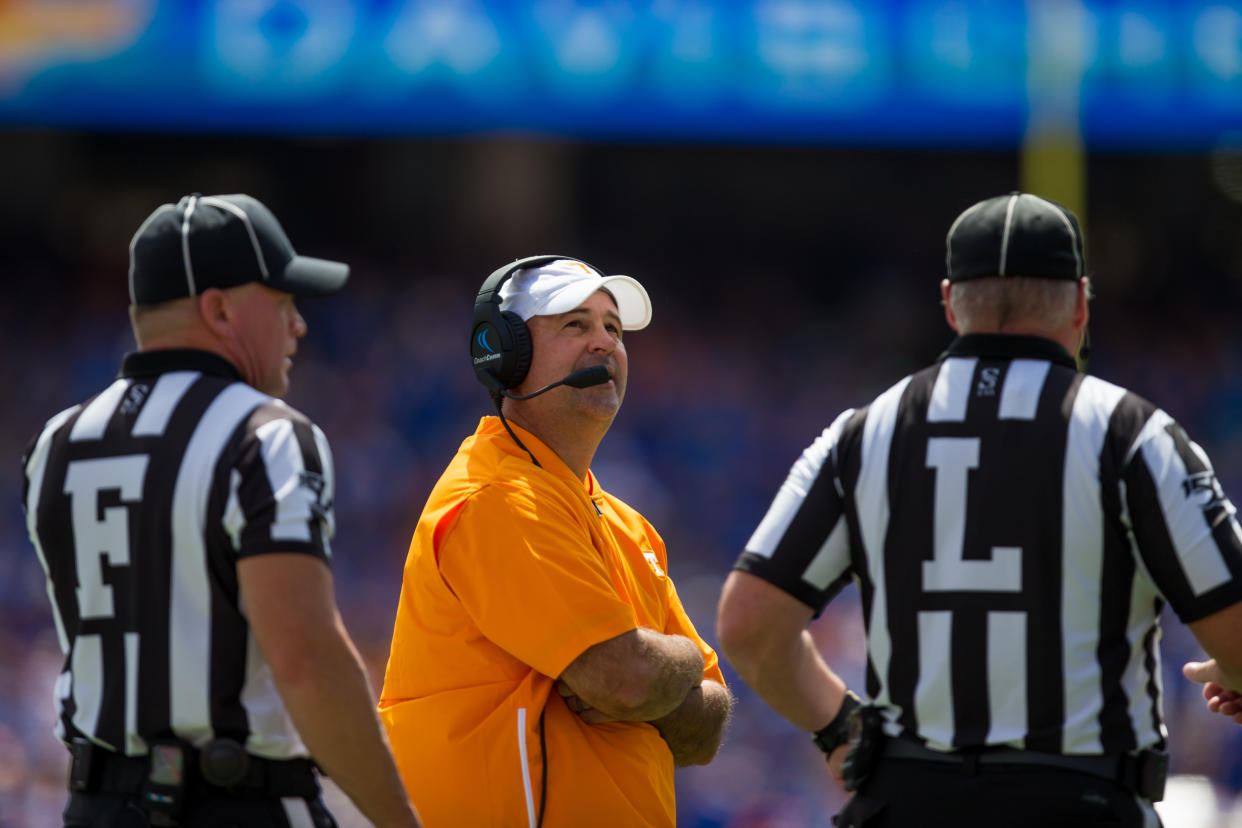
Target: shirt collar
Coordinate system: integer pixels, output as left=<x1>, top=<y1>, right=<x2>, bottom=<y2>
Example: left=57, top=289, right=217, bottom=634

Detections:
left=119, top=348, right=244, bottom=381
left=939, top=333, right=1078, bottom=370
left=477, top=416, right=594, bottom=488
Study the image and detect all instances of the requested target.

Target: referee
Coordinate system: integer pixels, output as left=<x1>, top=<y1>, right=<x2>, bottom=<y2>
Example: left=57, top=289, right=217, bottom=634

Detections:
left=716, top=192, right=1242, bottom=827
left=21, top=194, right=421, bottom=827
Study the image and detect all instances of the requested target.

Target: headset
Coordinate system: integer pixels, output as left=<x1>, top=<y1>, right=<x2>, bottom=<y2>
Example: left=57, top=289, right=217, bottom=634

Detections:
left=470, top=253, right=614, bottom=475
left=471, top=254, right=596, bottom=394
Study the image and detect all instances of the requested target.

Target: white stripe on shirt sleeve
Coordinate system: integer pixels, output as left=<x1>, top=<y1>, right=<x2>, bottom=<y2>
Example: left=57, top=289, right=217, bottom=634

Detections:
left=1136, top=410, right=1234, bottom=596
left=746, top=408, right=854, bottom=559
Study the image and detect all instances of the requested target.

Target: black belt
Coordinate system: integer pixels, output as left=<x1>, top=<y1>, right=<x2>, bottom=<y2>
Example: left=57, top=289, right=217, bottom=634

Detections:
left=881, top=739, right=1168, bottom=801
left=70, top=740, right=320, bottom=799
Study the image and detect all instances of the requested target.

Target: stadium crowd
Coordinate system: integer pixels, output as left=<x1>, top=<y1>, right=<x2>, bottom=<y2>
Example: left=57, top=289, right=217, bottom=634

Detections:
left=3, top=144, right=1242, bottom=826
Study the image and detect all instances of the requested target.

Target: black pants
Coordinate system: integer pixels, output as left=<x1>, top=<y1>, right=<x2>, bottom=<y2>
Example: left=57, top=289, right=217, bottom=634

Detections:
left=836, top=758, right=1162, bottom=828
left=63, top=792, right=338, bottom=828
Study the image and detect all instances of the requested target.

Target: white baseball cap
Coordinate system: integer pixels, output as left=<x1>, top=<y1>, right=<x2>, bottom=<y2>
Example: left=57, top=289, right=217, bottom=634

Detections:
left=499, top=259, right=652, bottom=331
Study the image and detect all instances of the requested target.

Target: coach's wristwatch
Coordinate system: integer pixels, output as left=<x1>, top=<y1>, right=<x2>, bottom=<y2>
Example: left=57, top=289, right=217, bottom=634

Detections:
left=812, top=690, right=862, bottom=756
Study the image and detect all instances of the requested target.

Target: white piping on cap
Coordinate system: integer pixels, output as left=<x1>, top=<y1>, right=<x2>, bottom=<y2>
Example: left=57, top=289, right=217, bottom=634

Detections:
left=199, top=196, right=270, bottom=280
left=180, top=195, right=199, bottom=297
left=997, top=193, right=1020, bottom=276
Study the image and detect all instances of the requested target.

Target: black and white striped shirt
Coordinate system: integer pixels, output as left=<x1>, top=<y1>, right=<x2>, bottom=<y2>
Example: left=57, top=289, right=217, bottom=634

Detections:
left=21, top=349, right=335, bottom=759
left=736, top=334, right=1242, bottom=755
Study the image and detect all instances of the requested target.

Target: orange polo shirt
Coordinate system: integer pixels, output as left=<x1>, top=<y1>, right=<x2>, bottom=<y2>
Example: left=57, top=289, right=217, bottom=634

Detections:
left=379, top=417, right=723, bottom=828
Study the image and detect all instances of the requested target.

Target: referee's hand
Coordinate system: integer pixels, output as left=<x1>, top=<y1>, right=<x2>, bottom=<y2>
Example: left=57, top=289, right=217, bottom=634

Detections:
left=827, top=744, right=849, bottom=787
left=1184, top=660, right=1242, bottom=724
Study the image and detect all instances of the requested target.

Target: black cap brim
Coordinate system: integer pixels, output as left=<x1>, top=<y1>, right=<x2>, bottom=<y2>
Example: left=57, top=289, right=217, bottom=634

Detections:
left=274, top=255, right=350, bottom=298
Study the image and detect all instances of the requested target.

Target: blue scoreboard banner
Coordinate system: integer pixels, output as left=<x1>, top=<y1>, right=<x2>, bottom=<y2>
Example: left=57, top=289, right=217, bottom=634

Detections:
left=1, top=0, right=1240, bottom=149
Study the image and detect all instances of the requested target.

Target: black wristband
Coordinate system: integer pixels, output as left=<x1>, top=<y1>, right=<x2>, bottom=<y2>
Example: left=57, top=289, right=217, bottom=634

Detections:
left=812, top=690, right=861, bottom=756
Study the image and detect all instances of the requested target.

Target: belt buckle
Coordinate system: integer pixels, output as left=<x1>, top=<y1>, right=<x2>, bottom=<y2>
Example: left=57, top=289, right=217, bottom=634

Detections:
left=199, top=738, right=252, bottom=788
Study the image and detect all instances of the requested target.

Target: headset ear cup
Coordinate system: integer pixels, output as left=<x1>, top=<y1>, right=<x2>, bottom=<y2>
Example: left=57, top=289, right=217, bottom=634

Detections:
left=473, top=255, right=573, bottom=392
left=500, top=310, right=532, bottom=388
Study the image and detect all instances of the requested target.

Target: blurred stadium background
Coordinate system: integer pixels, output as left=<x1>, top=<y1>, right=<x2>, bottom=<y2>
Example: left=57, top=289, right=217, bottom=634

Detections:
left=3, top=1, right=1242, bottom=826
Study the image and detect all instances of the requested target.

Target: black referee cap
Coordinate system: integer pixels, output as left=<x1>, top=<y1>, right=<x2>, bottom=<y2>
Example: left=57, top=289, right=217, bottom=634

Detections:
left=128, top=193, right=349, bottom=305
left=945, top=192, right=1085, bottom=282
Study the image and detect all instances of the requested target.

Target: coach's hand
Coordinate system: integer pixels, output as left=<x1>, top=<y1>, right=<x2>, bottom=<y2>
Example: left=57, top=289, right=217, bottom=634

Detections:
left=556, top=679, right=618, bottom=724
left=1184, top=660, right=1242, bottom=724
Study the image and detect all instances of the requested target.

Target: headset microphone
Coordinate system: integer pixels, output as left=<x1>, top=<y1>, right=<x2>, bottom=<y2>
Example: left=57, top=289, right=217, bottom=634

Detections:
left=498, top=365, right=611, bottom=400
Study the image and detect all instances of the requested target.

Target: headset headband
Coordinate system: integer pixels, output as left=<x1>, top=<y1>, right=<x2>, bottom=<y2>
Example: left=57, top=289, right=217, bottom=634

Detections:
left=475, top=254, right=591, bottom=308
left=471, top=254, right=601, bottom=394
